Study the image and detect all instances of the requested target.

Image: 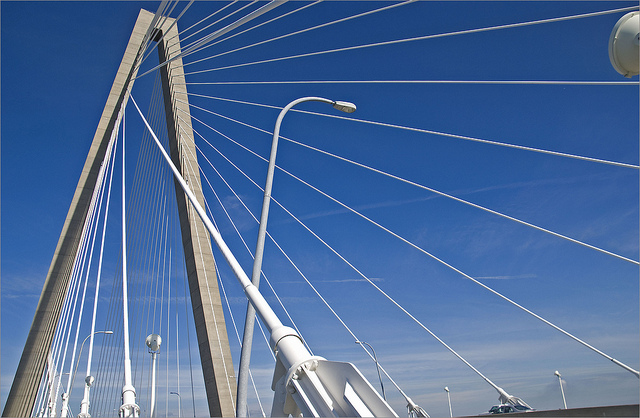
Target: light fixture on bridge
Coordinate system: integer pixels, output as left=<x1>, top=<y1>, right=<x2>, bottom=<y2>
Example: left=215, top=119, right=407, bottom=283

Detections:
left=333, top=101, right=357, bottom=113
left=554, top=370, right=567, bottom=409
left=146, top=334, right=162, bottom=417
left=608, top=11, right=639, bottom=77
left=236, top=96, right=357, bottom=417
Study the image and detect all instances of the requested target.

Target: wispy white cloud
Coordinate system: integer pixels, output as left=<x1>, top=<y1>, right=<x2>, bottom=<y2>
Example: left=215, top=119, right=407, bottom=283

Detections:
left=475, top=274, right=537, bottom=280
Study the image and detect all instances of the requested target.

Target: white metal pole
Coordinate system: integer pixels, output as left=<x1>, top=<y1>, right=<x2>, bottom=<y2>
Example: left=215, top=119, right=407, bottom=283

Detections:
left=170, top=392, right=182, bottom=418
left=445, top=387, right=452, bottom=418
left=131, top=95, right=362, bottom=417
left=150, top=352, right=157, bottom=417
left=236, top=96, right=355, bottom=417
left=119, top=110, right=139, bottom=418
left=555, top=371, right=567, bottom=409
left=71, top=331, right=113, bottom=417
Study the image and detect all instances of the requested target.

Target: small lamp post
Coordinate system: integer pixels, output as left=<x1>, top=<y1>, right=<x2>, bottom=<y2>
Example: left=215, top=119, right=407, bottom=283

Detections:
left=146, top=334, right=162, bottom=417
left=170, top=391, right=182, bottom=418
left=554, top=371, right=567, bottom=409
left=444, top=387, right=452, bottom=418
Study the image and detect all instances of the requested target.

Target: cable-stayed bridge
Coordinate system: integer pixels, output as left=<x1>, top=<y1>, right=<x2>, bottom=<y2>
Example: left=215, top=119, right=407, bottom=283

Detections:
left=1, top=2, right=639, bottom=417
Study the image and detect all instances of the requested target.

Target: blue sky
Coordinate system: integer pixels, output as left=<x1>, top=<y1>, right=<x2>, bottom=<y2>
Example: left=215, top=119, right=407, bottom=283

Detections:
left=2, top=2, right=639, bottom=417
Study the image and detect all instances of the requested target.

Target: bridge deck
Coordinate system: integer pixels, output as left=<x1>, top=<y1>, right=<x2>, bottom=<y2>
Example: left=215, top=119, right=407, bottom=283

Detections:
left=463, top=404, right=639, bottom=418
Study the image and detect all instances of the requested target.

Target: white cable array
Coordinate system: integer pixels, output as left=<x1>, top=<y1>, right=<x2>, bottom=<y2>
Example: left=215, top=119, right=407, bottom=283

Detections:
left=176, top=114, right=312, bottom=353
left=180, top=0, right=414, bottom=70
left=136, top=1, right=287, bottom=80
left=183, top=5, right=639, bottom=76
left=176, top=1, right=259, bottom=54
left=62, top=123, right=119, bottom=417
left=44, top=124, right=118, bottom=416
left=181, top=1, right=323, bottom=69
left=180, top=136, right=237, bottom=412
left=185, top=103, right=640, bottom=378
left=164, top=1, right=240, bottom=47
left=180, top=97, right=639, bottom=263
left=138, top=0, right=195, bottom=68
left=181, top=109, right=433, bottom=414
left=184, top=94, right=640, bottom=169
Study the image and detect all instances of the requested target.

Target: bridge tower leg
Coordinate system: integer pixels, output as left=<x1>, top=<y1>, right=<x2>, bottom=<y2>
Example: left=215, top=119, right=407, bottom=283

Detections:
left=3, top=9, right=235, bottom=418
left=156, top=16, right=237, bottom=418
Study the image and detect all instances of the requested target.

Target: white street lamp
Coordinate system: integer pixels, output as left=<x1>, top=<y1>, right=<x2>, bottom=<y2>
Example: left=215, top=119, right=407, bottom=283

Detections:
left=554, top=371, right=567, bottom=409
left=146, top=334, right=162, bottom=418
left=236, top=96, right=356, bottom=417
left=64, top=330, right=113, bottom=417
left=444, top=387, right=452, bottom=418
left=170, top=391, right=182, bottom=418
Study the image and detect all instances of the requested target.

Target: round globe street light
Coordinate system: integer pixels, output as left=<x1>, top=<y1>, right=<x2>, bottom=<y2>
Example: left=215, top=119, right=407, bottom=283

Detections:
left=444, top=387, right=452, bottom=418
left=554, top=370, right=567, bottom=409
left=236, top=96, right=356, bottom=417
left=608, top=11, right=639, bottom=78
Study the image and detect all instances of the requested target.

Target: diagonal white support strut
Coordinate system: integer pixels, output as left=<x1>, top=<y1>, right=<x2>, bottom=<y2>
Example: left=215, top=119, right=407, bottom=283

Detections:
left=130, top=95, right=397, bottom=417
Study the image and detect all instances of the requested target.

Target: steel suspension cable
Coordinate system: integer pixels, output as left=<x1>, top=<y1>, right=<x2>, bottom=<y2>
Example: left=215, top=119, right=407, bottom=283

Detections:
left=62, top=122, right=119, bottom=416
left=135, top=1, right=286, bottom=80
left=186, top=107, right=640, bottom=378
left=162, top=1, right=239, bottom=48
left=173, top=119, right=238, bottom=411
left=183, top=5, right=639, bottom=76
left=180, top=98, right=639, bottom=264
left=180, top=1, right=323, bottom=69
left=186, top=114, right=433, bottom=415
left=162, top=1, right=244, bottom=53
left=179, top=0, right=416, bottom=72
left=174, top=122, right=273, bottom=414
left=138, top=0, right=194, bottom=67
left=48, top=150, right=111, bottom=416
left=185, top=94, right=639, bottom=169
left=176, top=115, right=311, bottom=353
left=79, top=123, right=120, bottom=417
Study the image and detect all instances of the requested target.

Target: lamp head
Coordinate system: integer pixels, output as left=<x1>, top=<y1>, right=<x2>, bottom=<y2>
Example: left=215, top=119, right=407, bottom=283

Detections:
left=608, top=11, right=639, bottom=77
left=333, top=101, right=356, bottom=113
left=444, top=387, right=449, bottom=392
left=105, top=330, right=114, bottom=335
left=146, top=333, right=162, bottom=352
left=554, top=370, right=561, bottom=377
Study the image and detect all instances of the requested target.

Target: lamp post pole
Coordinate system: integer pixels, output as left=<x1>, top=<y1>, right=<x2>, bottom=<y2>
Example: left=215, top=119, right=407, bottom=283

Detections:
left=444, top=387, right=452, bottom=418
left=62, top=330, right=112, bottom=417
left=236, top=97, right=356, bottom=417
left=170, top=392, right=182, bottom=418
left=554, top=371, right=567, bottom=409
left=145, top=335, right=162, bottom=418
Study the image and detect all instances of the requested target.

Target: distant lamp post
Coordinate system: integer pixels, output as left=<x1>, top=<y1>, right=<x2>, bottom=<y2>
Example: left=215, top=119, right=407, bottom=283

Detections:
left=67, top=330, right=113, bottom=417
left=236, top=96, right=356, bottom=417
left=71, top=331, right=114, bottom=395
left=554, top=370, right=567, bottom=409
left=170, top=391, right=182, bottom=418
left=444, top=387, right=452, bottom=418
left=355, top=340, right=386, bottom=401
left=146, top=334, right=162, bottom=417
